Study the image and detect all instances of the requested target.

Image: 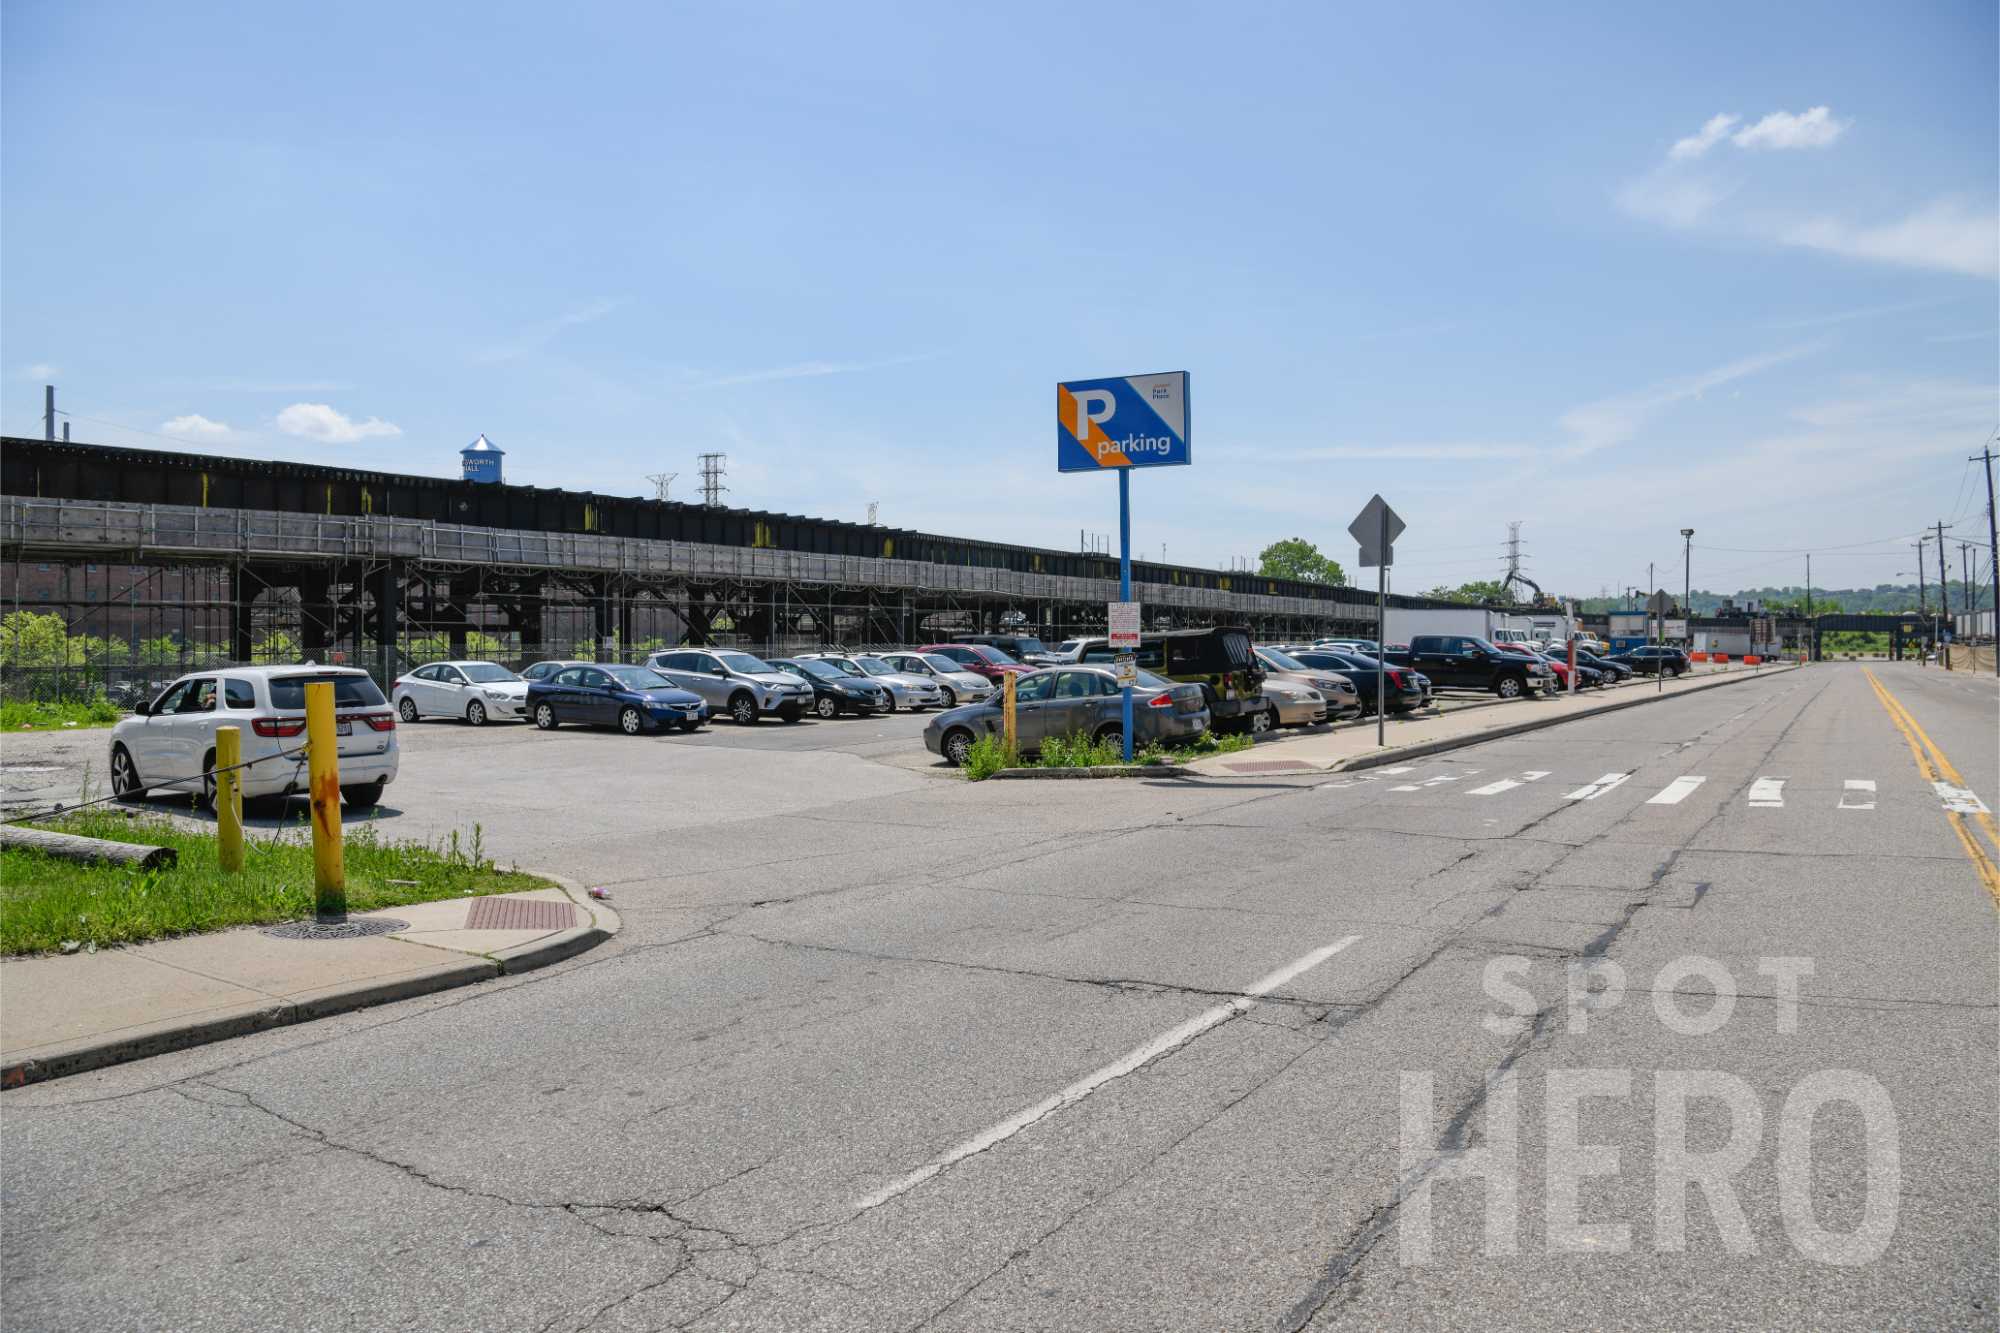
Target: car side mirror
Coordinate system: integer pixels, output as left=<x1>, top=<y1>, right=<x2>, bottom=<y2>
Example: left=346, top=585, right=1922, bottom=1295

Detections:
left=132, top=700, right=150, bottom=716
left=709, top=665, right=727, bottom=676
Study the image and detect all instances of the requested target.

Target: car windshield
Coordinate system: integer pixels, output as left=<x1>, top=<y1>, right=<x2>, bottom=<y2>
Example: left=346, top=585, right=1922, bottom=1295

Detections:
left=856, top=658, right=898, bottom=676
left=605, top=665, right=666, bottom=690
left=920, top=654, right=964, bottom=674
left=1259, top=648, right=1308, bottom=671
left=460, top=663, right=519, bottom=683
left=971, top=645, right=1019, bottom=665
left=1010, top=638, right=1048, bottom=655
left=795, top=660, right=843, bottom=681
left=269, top=674, right=387, bottom=708
left=718, top=652, right=775, bottom=674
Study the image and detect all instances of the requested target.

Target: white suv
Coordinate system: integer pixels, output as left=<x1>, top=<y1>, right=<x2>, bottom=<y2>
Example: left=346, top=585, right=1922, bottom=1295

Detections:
left=108, top=666, right=400, bottom=809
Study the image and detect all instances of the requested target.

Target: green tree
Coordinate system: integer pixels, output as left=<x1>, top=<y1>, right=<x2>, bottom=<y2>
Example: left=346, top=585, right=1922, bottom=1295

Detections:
left=1258, top=538, right=1345, bottom=585
left=1422, top=580, right=1510, bottom=605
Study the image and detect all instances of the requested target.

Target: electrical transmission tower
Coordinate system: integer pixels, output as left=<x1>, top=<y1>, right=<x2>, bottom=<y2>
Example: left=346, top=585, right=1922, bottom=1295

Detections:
left=866, top=501, right=879, bottom=526
left=646, top=472, right=677, bottom=502
left=698, top=453, right=728, bottom=507
left=1501, top=520, right=1544, bottom=601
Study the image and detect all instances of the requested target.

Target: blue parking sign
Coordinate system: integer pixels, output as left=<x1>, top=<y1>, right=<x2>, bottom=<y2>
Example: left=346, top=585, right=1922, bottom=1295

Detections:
left=1058, top=372, right=1190, bottom=472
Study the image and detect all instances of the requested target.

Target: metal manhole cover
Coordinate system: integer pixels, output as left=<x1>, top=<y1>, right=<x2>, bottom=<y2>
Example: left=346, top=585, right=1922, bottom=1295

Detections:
left=1222, top=760, right=1318, bottom=774
left=465, top=897, right=576, bottom=932
left=265, top=917, right=409, bottom=941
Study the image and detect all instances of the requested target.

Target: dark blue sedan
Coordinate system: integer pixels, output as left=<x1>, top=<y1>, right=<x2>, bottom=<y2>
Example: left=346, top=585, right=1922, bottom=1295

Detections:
left=528, top=664, right=708, bottom=734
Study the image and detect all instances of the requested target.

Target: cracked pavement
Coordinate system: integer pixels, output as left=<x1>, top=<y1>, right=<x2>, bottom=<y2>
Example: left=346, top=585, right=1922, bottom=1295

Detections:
left=3, top=664, right=1995, bottom=1330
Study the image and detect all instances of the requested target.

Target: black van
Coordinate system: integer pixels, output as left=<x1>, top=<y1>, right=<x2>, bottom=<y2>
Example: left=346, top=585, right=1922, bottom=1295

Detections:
left=1074, top=626, right=1267, bottom=731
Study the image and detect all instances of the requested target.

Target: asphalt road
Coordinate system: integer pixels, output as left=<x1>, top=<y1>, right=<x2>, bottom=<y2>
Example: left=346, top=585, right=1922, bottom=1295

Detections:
left=3, top=662, right=1995, bottom=1331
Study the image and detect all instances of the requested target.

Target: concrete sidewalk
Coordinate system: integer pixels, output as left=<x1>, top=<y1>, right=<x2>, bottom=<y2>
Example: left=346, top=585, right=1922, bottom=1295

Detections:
left=1, top=880, right=619, bottom=1086
left=1189, top=662, right=1801, bottom=778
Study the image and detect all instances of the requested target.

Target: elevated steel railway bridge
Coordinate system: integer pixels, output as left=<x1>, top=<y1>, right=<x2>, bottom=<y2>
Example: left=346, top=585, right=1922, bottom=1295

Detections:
left=3, top=438, right=1481, bottom=689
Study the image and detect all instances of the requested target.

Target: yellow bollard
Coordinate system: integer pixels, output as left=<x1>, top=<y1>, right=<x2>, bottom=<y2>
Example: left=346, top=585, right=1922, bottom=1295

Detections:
left=1002, top=671, right=1017, bottom=756
left=304, top=681, right=346, bottom=920
left=216, top=725, right=245, bottom=874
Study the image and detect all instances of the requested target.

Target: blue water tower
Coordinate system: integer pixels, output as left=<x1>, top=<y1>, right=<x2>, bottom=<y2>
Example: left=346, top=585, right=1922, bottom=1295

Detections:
left=461, top=433, right=505, bottom=484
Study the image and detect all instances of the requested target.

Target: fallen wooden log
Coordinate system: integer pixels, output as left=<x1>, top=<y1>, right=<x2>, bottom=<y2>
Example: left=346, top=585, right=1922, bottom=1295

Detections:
left=0, top=825, right=176, bottom=870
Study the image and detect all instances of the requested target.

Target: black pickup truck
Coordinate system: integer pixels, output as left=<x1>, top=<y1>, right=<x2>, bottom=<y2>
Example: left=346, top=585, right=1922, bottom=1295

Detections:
left=1384, top=635, right=1551, bottom=699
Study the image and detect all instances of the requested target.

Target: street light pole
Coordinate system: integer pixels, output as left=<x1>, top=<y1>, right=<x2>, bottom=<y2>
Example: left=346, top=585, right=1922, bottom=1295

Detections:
left=1681, top=527, right=1694, bottom=648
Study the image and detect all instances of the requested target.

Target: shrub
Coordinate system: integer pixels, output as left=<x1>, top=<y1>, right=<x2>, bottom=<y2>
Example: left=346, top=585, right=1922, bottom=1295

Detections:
left=962, top=733, right=1017, bottom=781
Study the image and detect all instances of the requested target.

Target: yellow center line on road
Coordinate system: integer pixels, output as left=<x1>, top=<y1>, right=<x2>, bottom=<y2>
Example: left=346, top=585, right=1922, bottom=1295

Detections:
left=1863, top=668, right=2000, bottom=906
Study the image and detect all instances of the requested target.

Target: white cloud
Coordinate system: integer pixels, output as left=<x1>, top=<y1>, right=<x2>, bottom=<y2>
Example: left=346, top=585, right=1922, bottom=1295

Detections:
left=1780, top=200, right=1999, bottom=279
left=472, top=299, right=621, bottom=364
left=1669, top=114, right=1740, bottom=161
left=667, top=352, right=938, bottom=392
left=161, top=413, right=234, bottom=441
left=20, top=363, right=60, bottom=380
left=1557, top=345, right=1814, bottom=454
left=1617, top=172, right=1729, bottom=228
left=1731, top=106, right=1846, bottom=151
left=275, top=402, right=402, bottom=443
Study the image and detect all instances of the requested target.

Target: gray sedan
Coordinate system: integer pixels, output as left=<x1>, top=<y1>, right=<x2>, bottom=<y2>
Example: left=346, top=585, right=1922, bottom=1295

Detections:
left=923, top=665, right=1210, bottom=766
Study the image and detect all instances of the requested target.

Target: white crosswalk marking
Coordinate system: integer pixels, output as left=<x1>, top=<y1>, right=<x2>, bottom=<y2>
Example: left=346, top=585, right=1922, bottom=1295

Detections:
left=1470, top=771, right=1552, bottom=796
left=1748, top=778, right=1786, bottom=808
left=1564, top=772, right=1631, bottom=801
left=1391, top=771, right=1478, bottom=793
left=1933, top=782, right=1990, bottom=814
left=1839, top=779, right=1876, bottom=811
left=1646, top=776, right=1706, bottom=805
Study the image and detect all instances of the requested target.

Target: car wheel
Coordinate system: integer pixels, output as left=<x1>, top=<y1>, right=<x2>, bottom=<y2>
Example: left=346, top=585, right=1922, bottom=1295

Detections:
left=618, top=706, right=644, bottom=735
left=1672, top=664, right=1687, bottom=678
left=466, top=699, right=488, bottom=726
left=939, top=686, right=956, bottom=708
left=942, top=728, right=975, bottom=767
left=110, top=744, right=145, bottom=802
left=1250, top=706, right=1279, bottom=736
left=729, top=693, right=758, bottom=725
left=398, top=697, right=419, bottom=722
left=880, top=693, right=897, bottom=712
left=1496, top=675, right=1524, bottom=700
left=1093, top=723, right=1124, bottom=747
left=341, top=784, right=383, bottom=810
left=198, top=749, right=218, bottom=811
left=816, top=695, right=840, bottom=720
left=534, top=702, right=559, bottom=730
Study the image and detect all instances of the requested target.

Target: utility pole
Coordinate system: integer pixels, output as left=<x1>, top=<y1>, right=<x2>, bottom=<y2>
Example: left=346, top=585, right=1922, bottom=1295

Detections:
left=1977, top=441, right=2000, bottom=677
left=1915, top=538, right=1929, bottom=663
left=1805, top=553, right=1812, bottom=617
left=1681, top=528, right=1694, bottom=626
left=1936, top=520, right=1950, bottom=655
left=44, top=385, right=55, bottom=441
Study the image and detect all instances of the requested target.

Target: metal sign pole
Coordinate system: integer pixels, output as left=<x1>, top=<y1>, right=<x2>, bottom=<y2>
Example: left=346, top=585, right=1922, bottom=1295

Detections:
left=1376, top=506, right=1387, bottom=747
left=1118, top=467, right=1133, bottom=762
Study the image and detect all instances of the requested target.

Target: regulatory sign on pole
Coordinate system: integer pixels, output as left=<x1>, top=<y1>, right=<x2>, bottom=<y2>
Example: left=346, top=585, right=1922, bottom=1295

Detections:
left=1112, top=654, right=1138, bottom=687
left=1108, top=600, right=1141, bottom=650
left=1058, top=373, right=1191, bottom=472
left=1346, top=494, right=1405, bottom=569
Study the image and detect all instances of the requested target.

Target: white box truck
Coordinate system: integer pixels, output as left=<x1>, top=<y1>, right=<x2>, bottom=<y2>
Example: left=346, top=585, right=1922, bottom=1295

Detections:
left=1382, top=607, right=1533, bottom=645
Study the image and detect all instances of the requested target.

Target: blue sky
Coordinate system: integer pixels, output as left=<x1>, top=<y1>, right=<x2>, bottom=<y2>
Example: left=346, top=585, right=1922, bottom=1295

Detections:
left=5, top=2, right=1995, bottom=597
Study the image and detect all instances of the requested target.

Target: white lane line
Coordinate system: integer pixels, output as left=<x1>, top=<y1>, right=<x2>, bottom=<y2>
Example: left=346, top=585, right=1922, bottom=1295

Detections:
left=1469, top=770, right=1552, bottom=797
left=1564, top=772, right=1631, bottom=801
left=1647, top=776, right=1707, bottom=805
left=851, top=936, right=1363, bottom=1213
left=1381, top=766, right=1416, bottom=775
left=1933, top=782, right=1990, bottom=815
left=1748, top=777, right=1786, bottom=808
left=1839, top=779, right=1876, bottom=811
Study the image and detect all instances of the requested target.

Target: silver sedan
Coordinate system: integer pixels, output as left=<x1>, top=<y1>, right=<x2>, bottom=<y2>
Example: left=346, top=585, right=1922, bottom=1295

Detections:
left=799, top=654, right=944, bottom=711
left=876, top=652, right=995, bottom=709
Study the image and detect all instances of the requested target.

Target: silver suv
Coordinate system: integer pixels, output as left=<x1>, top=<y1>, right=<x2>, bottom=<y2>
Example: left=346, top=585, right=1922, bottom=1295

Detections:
left=644, top=649, right=813, bottom=724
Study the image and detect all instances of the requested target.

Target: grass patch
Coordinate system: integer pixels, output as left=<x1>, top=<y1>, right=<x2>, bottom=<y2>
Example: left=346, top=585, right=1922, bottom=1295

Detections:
left=964, top=727, right=1254, bottom=778
left=2, top=696, right=122, bottom=731
left=1, top=810, right=552, bottom=955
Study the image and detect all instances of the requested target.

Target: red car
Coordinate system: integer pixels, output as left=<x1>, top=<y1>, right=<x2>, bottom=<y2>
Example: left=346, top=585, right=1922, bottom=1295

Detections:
left=918, top=643, right=1037, bottom=683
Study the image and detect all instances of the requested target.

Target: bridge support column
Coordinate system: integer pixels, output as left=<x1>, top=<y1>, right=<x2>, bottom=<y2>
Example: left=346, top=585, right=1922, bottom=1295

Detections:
left=374, top=559, right=403, bottom=688
left=229, top=566, right=257, bottom=663
left=301, top=567, right=332, bottom=662
left=592, top=575, right=614, bottom=657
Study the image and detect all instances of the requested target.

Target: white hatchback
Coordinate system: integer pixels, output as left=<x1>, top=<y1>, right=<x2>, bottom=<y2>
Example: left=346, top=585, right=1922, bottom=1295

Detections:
left=108, top=666, right=400, bottom=809
left=391, top=660, right=529, bottom=725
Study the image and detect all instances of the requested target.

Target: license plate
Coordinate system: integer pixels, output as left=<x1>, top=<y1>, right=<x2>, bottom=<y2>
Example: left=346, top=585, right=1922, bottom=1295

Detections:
left=336, top=721, right=353, bottom=736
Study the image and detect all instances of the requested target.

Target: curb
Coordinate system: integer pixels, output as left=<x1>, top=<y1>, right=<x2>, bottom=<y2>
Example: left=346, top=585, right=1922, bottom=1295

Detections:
left=1, top=872, right=620, bottom=1089
left=985, top=764, right=1195, bottom=780
left=1332, top=666, right=1800, bottom=774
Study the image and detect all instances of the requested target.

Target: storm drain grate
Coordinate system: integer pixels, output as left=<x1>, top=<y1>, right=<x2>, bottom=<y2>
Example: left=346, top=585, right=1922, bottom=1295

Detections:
left=265, top=917, right=409, bottom=941
left=465, top=897, right=577, bottom=932
left=1222, top=760, right=1319, bottom=774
